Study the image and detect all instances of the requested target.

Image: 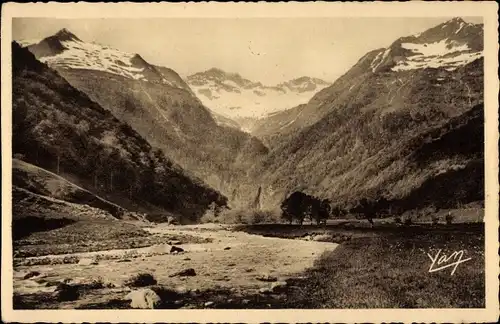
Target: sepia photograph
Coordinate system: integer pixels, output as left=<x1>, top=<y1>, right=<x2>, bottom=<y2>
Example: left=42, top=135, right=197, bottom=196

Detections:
left=1, top=2, right=499, bottom=323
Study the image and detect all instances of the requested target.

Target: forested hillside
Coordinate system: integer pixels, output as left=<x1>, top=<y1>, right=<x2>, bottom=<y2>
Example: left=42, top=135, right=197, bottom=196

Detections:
left=25, top=30, right=268, bottom=206
left=12, top=42, right=227, bottom=223
left=250, top=18, right=484, bottom=213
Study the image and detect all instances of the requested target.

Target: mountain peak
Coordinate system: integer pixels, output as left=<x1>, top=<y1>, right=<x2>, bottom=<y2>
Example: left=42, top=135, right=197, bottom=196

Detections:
left=54, top=28, right=80, bottom=42
left=372, top=16, right=483, bottom=73
left=206, top=67, right=226, bottom=75
left=438, top=17, right=474, bottom=31
left=447, top=17, right=466, bottom=24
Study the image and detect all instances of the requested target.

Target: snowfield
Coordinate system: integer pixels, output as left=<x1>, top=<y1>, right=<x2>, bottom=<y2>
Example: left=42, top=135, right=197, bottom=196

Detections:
left=188, top=79, right=329, bottom=119
left=38, top=40, right=149, bottom=81
left=392, top=38, right=482, bottom=72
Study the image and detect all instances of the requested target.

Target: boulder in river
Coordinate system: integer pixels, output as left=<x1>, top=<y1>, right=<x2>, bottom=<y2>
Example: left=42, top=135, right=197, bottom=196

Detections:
left=22, top=271, right=40, bottom=280
left=256, top=273, right=278, bottom=282
left=270, top=281, right=288, bottom=293
left=78, top=258, right=98, bottom=266
left=170, top=246, right=184, bottom=254
left=204, top=301, right=215, bottom=307
left=126, top=288, right=161, bottom=309
left=169, top=268, right=196, bottom=277
left=169, top=240, right=182, bottom=245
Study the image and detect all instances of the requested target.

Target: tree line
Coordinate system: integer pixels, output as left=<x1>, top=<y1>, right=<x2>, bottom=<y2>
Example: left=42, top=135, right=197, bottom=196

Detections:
left=280, top=191, right=395, bottom=225
left=280, top=191, right=345, bottom=225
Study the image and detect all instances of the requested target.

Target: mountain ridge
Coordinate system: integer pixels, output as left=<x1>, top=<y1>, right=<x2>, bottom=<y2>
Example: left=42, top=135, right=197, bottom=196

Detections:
left=249, top=17, right=483, bottom=143
left=22, top=29, right=269, bottom=206
left=248, top=17, right=484, bottom=213
left=12, top=41, right=228, bottom=223
left=186, top=67, right=330, bottom=122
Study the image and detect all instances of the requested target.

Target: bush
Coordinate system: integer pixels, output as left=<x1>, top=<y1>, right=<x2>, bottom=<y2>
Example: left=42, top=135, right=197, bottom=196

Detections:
left=445, top=213, right=454, bottom=225
left=55, top=283, right=80, bottom=301
left=394, top=216, right=402, bottom=224
left=431, top=214, right=440, bottom=225
left=81, top=277, right=106, bottom=290
left=200, top=207, right=280, bottom=224
left=13, top=153, right=25, bottom=160
left=401, top=210, right=417, bottom=225
left=244, top=209, right=281, bottom=224
left=200, top=212, right=218, bottom=224
left=125, top=273, right=157, bottom=287
left=419, top=205, right=437, bottom=220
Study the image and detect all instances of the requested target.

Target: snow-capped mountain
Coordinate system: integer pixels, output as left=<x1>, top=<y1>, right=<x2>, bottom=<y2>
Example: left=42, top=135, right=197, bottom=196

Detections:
left=249, top=17, right=484, bottom=212
left=186, top=68, right=330, bottom=120
left=368, top=17, right=483, bottom=73
left=251, top=17, right=484, bottom=142
left=12, top=42, right=227, bottom=223
left=18, top=29, right=268, bottom=205
left=22, top=29, right=192, bottom=91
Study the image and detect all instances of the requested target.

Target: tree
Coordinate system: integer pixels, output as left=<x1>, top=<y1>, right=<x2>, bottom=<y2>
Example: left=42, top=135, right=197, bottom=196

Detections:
left=307, top=197, right=330, bottom=225
left=350, top=198, right=376, bottom=226
left=280, top=196, right=295, bottom=224
left=318, top=199, right=331, bottom=225
left=330, top=205, right=345, bottom=219
left=281, top=192, right=331, bottom=225
left=281, top=191, right=310, bottom=225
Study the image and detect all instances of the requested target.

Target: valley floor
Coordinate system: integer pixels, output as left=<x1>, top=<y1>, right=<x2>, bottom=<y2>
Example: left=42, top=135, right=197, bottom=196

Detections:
left=13, top=223, right=337, bottom=309
left=12, top=220, right=484, bottom=309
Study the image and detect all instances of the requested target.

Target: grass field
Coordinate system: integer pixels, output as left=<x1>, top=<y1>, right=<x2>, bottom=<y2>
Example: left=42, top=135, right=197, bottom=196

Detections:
left=237, top=222, right=484, bottom=308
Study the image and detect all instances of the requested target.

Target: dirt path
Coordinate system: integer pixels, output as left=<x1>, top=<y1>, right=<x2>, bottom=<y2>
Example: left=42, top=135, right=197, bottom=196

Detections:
left=14, top=224, right=338, bottom=307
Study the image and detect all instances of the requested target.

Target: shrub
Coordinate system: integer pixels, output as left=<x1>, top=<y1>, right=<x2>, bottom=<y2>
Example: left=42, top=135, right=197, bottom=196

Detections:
left=55, top=283, right=80, bottom=301
left=401, top=210, right=417, bottom=225
left=419, top=205, right=437, bottom=219
left=13, top=153, right=25, bottom=160
left=243, top=209, right=281, bottom=224
left=82, top=277, right=105, bottom=290
left=445, top=213, right=454, bottom=225
left=125, top=273, right=157, bottom=287
left=200, top=212, right=216, bottom=224
left=394, top=216, right=402, bottom=224
left=431, top=214, right=440, bottom=225
left=201, top=207, right=280, bottom=224
left=217, top=208, right=245, bottom=224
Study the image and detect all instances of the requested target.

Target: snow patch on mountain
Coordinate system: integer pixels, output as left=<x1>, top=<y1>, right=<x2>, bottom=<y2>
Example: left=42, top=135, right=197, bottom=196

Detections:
left=371, top=48, right=391, bottom=72
left=21, top=29, right=192, bottom=91
left=38, top=39, right=148, bottom=81
left=187, top=71, right=330, bottom=119
left=392, top=38, right=482, bottom=71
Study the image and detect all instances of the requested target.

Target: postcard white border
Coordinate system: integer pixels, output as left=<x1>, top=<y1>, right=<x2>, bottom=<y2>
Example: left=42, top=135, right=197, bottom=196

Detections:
left=2, top=2, right=499, bottom=323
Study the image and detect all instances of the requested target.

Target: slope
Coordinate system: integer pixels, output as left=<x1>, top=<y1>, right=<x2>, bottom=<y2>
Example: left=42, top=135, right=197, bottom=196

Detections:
left=12, top=158, right=125, bottom=218
left=24, top=30, right=268, bottom=205
left=251, top=17, right=483, bottom=146
left=251, top=18, right=484, bottom=212
left=12, top=41, right=227, bottom=223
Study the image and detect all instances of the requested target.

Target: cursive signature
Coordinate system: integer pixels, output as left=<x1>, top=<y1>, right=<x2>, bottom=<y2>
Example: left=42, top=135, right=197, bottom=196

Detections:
left=427, top=249, right=472, bottom=275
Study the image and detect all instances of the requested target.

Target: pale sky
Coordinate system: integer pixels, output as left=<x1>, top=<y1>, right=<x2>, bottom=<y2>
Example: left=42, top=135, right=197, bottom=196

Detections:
left=13, top=17, right=482, bottom=85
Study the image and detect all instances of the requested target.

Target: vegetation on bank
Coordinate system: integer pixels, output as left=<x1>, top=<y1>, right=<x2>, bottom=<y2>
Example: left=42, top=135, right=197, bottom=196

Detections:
left=282, top=224, right=484, bottom=308
left=200, top=203, right=281, bottom=225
